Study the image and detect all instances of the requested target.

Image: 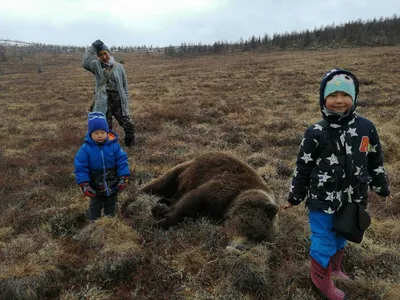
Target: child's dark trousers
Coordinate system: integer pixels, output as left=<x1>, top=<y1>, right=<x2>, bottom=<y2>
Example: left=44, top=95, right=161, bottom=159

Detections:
left=89, top=194, right=118, bottom=221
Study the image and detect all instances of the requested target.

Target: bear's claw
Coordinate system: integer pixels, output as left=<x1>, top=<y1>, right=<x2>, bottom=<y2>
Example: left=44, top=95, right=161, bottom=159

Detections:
left=151, top=203, right=171, bottom=219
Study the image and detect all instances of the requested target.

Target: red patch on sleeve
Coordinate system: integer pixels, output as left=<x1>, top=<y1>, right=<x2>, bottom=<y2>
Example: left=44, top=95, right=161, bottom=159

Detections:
left=359, top=136, right=369, bottom=152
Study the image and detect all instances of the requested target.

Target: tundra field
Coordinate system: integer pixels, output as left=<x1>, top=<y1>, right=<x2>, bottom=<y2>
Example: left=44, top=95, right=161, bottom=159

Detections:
left=0, top=46, right=399, bottom=299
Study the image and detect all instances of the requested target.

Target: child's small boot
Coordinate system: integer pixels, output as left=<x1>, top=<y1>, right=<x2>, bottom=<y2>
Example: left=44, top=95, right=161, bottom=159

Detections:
left=330, top=249, right=351, bottom=280
left=310, top=257, right=349, bottom=300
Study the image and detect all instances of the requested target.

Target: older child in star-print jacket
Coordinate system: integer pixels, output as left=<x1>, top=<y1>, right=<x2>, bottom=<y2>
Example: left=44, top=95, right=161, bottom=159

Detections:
left=282, top=68, right=390, bottom=300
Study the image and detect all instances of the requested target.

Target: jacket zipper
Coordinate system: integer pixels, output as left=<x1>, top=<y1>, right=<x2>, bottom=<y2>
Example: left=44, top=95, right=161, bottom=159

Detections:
left=100, top=147, right=110, bottom=196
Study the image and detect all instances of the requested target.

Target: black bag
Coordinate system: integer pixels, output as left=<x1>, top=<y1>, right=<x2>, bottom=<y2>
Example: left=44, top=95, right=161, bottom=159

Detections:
left=333, top=202, right=371, bottom=243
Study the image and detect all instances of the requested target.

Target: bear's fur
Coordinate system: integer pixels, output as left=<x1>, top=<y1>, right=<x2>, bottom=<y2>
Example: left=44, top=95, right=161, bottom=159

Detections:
left=139, top=152, right=279, bottom=248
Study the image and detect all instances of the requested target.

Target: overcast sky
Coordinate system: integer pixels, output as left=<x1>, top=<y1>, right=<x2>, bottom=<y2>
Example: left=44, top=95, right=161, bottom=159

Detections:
left=0, top=0, right=398, bottom=47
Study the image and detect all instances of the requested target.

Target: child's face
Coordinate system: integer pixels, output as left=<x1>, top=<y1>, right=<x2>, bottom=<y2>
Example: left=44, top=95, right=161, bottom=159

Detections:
left=91, top=130, right=108, bottom=143
left=97, top=51, right=111, bottom=63
left=325, top=91, right=353, bottom=113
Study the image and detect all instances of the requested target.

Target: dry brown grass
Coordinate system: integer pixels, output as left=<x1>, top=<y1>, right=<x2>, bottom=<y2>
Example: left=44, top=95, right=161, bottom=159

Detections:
left=0, top=46, right=399, bottom=299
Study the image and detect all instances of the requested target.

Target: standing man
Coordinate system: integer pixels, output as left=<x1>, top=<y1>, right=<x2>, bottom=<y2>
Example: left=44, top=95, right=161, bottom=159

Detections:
left=82, top=39, right=135, bottom=147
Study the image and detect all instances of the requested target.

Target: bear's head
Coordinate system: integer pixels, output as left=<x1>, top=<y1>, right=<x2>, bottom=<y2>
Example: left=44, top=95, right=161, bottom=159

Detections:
left=224, top=189, right=279, bottom=250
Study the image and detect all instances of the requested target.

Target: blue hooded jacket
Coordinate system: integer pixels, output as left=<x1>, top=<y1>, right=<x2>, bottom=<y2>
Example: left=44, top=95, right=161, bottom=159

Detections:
left=74, top=131, right=130, bottom=196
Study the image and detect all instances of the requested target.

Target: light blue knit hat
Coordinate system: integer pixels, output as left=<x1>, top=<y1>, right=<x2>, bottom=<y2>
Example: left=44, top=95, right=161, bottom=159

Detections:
left=323, top=74, right=356, bottom=102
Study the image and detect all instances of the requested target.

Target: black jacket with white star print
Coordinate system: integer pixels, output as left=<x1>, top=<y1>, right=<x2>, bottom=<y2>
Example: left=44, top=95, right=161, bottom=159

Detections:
left=288, top=69, right=390, bottom=214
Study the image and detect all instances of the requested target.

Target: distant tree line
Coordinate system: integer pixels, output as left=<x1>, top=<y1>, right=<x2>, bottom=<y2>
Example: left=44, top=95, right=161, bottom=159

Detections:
left=0, top=40, right=86, bottom=62
left=163, top=15, right=400, bottom=58
left=0, top=39, right=164, bottom=62
left=1, top=15, right=399, bottom=62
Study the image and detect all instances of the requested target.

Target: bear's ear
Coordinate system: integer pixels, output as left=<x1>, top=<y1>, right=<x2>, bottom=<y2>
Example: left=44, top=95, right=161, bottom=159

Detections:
left=264, top=202, right=279, bottom=218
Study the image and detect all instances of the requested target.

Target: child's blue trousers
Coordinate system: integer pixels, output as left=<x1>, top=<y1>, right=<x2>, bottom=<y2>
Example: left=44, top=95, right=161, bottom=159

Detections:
left=309, top=210, right=347, bottom=268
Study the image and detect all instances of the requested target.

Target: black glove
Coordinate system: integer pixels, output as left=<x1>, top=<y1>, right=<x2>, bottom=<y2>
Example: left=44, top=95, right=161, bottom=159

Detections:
left=91, top=39, right=104, bottom=50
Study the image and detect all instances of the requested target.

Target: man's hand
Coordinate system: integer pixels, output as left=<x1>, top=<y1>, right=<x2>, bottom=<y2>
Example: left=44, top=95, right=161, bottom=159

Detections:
left=91, top=39, right=104, bottom=50
left=80, top=183, right=96, bottom=197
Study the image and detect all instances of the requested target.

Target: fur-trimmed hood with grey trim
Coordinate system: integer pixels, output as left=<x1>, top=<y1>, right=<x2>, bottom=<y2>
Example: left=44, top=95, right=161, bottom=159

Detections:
left=82, top=46, right=130, bottom=116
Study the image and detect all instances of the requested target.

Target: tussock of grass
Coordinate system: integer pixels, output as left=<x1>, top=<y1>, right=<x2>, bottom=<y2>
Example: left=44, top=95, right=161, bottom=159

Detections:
left=0, top=232, right=64, bottom=299
left=276, top=160, right=293, bottom=178
left=0, top=227, right=13, bottom=242
left=334, top=277, right=390, bottom=300
left=368, top=191, right=400, bottom=219
left=384, top=284, right=400, bottom=300
left=73, top=218, right=144, bottom=285
left=46, top=208, right=87, bottom=238
left=74, top=217, right=141, bottom=253
left=380, top=133, right=400, bottom=164
left=220, top=246, right=272, bottom=297
left=247, top=152, right=269, bottom=168
left=120, top=192, right=157, bottom=230
left=359, top=77, right=375, bottom=86
left=367, top=218, right=400, bottom=244
left=343, top=240, right=400, bottom=281
left=147, top=218, right=228, bottom=254
left=59, top=284, right=113, bottom=300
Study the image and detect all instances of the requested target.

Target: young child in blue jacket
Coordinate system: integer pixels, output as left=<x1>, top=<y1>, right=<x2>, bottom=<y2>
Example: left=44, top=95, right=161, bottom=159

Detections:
left=282, top=69, right=390, bottom=300
left=74, top=112, right=131, bottom=221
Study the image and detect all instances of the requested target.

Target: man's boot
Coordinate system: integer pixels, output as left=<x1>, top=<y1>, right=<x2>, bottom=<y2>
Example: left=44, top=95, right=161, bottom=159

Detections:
left=310, top=257, right=348, bottom=300
left=124, top=133, right=135, bottom=148
left=330, top=249, right=351, bottom=280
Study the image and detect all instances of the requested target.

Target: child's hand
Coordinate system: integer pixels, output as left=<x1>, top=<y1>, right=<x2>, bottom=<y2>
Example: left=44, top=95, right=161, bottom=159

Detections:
left=281, top=202, right=294, bottom=210
left=80, top=183, right=96, bottom=197
left=117, top=176, right=129, bottom=192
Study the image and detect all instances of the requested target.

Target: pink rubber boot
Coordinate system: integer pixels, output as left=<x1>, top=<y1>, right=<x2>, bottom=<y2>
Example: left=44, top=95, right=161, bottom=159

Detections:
left=311, top=257, right=349, bottom=300
left=330, top=249, right=351, bottom=280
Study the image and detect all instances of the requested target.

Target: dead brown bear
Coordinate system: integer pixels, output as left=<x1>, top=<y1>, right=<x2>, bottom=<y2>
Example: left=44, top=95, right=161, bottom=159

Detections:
left=140, top=152, right=279, bottom=249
